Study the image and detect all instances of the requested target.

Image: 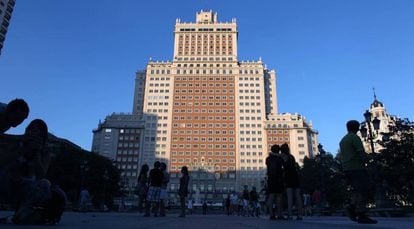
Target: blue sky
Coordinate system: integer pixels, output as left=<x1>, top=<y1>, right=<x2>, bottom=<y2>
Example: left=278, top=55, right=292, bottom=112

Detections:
left=1, top=0, right=413, bottom=154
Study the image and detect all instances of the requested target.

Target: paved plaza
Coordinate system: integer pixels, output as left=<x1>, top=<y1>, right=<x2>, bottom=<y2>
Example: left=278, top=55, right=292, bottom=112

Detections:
left=1, top=212, right=414, bottom=229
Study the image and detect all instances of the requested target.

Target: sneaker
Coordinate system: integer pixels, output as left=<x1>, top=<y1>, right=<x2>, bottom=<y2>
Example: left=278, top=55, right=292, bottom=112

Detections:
left=178, top=214, right=185, bottom=218
left=357, top=215, right=377, bottom=224
left=269, top=216, right=276, bottom=220
left=346, top=205, right=357, bottom=222
left=143, top=214, right=150, bottom=217
left=296, top=216, right=303, bottom=220
left=277, top=216, right=286, bottom=220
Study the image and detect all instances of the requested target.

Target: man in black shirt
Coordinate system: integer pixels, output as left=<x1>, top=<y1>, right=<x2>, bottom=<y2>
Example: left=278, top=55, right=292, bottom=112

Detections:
left=265, top=144, right=285, bottom=220
left=144, top=161, right=163, bottom=217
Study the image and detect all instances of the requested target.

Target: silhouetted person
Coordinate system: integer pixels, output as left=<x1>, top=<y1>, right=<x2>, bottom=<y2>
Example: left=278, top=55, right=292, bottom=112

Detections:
left=178, top=166, right=189, bottom=217
left=79, top=187, right=90, bottom=212
left=202, top=201, right=208, bottom=215
left=136, top=164, right=149, bottom=213
left=159, top=162, right=170, bottom=217
left=0, top=119, right=62, bottom=224
left=265, top=144, right=284, bottom=220
left=280, top=143, right=303, bottom=220
left=242, top=185, right=249, bottom=216
left=250, top=187, right=259, bottom=217
left=339, top=120, right=377, bottom=224
left=144, top=161, right=163, bottom=217
left=225, top=195, right=231, bottom=216
left=0, top=99, right=29, bottom=134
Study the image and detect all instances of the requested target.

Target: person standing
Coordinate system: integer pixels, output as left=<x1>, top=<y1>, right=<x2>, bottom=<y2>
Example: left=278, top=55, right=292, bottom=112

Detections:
left=187, top=199, right=193, bottom=215
left=202, top=201, right=207, bottom=215
left=339, top=120, right=377, bottom=224
left=79, top=187, right=90, bottom=212
left=265, top=144, right=285, bottom=220
left=225, top=195, right=231, bottom=216
left=136, top=164, right=149, bottom=213
left=144, top=161, right=163, bottom=217
left=159, top=162, right=170, bottom=217
left=0, top=99, right=30, bottom=134
left=249, top=187, right=259, bottom=217
left=178, top=166, right=189, bottom=217
left=242, top=185, right=250, bottom=216
left=280, top=143, right=303, bottom=220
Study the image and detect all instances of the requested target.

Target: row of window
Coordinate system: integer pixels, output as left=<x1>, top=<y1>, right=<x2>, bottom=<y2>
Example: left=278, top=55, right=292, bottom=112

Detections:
left=117, top=143, right=140, bottom=148
left=176, top=69, right=233, bottom=74
left=174, top=95, right=234, bottom=100
left=239, top=89, right=261, bottom=94
left=149, top=83, right=170, bottom=87
left=171, top=151, right=235, bottom=156
left=147, top=102, right=169, bottom=106
left=172, top=137, right=235, bottom=142
left=267, top=130, right=289, bottom=134
left=171, top=158, right=235, bottom=164
left=175, top=82, right=234, bottom=87
left=239, top=124, right=263, bottom=128
left=172, top=129, right=235, bottom=135
left=239, top=83, right=260, bottom=87
left=240, top=137, right=263, bottom=141
left=171, top=144, right=235, bottom=149
left=148, top=89, right=170, bottom=93
left=240, top=167, right=264, bottom=171
left=240, top=151, right=263, bottom=156
left=240, top=117, right=263, bottom=121
left=173, top=109, right=234, bottom=113
left=240, top=130, right=263, bottom=135
left=239, top=96, right=261, bottom=100
left=147, top=95, right=169, bottom=100
left=116, top=150, right=139, bottom=155
left=174, top=101, right=234, bottom=106
left=240, top=159, right=264, bottom=164
left=118, top=135, right=140, bottom=141
left=176, top=64, right=233, bottom=68
left=174, top=89, right=234, bottom=94
left=268, top=137, right=290, bottom=141
left=239, top=109, right=262, bottom=114
left=175, top=57, right=234, bottom=61
left=170, top=165, right=235, bottom=171
left=116, top=157, right=138, bottom=162
left=240, top=145, right=263, bottom=149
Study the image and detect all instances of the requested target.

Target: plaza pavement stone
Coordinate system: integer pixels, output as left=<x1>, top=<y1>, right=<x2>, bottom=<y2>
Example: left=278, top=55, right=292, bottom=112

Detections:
left=1, top=212, right=414, bottom=228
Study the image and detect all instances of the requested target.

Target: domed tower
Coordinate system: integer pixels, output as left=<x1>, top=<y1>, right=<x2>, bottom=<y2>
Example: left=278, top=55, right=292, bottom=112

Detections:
left=360, top=90, right=396, bottom=153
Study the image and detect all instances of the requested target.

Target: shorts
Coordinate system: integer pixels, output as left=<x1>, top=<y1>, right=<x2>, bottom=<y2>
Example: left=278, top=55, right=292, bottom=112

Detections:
left=159, top=188, right=168, bottom=200
left=146, top=186, right=161, bottom=202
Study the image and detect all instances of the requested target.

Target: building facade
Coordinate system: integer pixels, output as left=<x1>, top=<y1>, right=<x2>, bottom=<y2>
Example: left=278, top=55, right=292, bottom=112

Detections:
left=93, top=11, right=318, bottom=196
left=360, top=95, right=398, bottom=153
left=92, top=113, right=146, bottom=186
left=0, top=0, right=15, bottom=55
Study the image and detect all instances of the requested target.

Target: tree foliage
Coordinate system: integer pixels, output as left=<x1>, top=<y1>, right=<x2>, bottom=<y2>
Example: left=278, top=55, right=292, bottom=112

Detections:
left=300, top=154, right=349, bottom=208
left=46, top=142, right=121, bottom=209
left=371, top=118, right=414, bottom=205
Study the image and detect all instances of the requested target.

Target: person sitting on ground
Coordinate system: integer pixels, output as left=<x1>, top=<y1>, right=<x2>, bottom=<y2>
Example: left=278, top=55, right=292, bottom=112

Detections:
left=0, top=99, right=30, bottom=134
left=0, top=119, right=50, bottom=209
left=0, top=119, right=64, bottom=225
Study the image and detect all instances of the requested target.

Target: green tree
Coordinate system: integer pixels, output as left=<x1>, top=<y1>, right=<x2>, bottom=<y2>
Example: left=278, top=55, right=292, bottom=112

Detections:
left=372, top=118, right=414, bottom=205
left=300, top=152, right=349, bottom=209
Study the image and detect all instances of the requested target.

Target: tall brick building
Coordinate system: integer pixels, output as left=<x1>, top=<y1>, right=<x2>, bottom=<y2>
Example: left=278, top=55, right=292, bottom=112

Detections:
left=93, top=11, right=318, bottom=196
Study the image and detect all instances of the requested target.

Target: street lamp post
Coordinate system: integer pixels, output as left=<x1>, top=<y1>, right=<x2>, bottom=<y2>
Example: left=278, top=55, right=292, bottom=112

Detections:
left=360, top=110, right=381, bottom=154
